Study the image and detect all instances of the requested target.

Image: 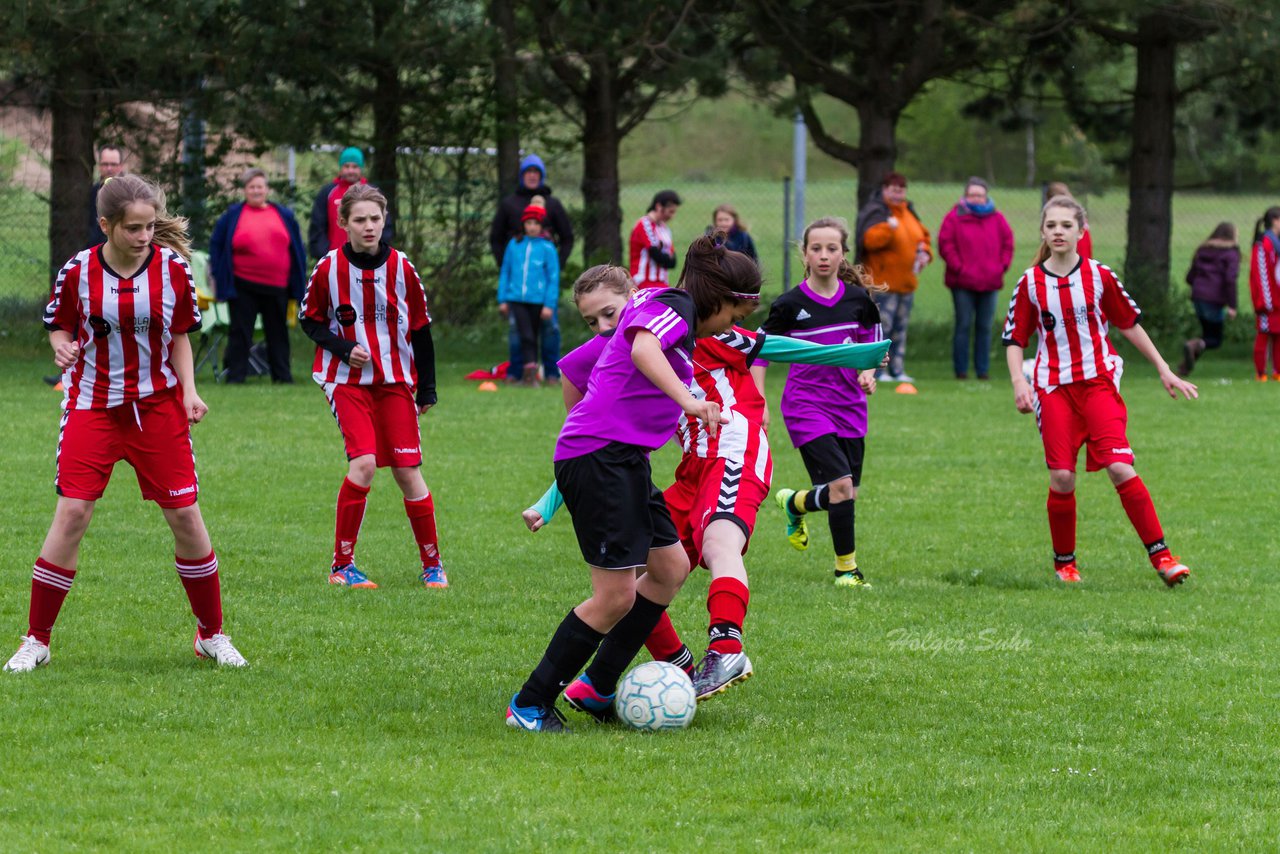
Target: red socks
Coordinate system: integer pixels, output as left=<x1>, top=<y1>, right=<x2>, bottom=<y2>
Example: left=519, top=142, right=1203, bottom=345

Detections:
left=1046, top=489, right=1077, bottom=566
left=1115, top=476, right=1169, bottom=566
left=707, top=577, right=750, bottom=654
left=645, top=611, right=687, bottom=662
left=175, top=551, right=223, bottom=640
left=334, top=477, right=370, bottom=567
left=28, top=557, right=76, bottom=645
left=404, top=492, right=441, bottom=568
left=1255, top=333, right=1280, bottom=377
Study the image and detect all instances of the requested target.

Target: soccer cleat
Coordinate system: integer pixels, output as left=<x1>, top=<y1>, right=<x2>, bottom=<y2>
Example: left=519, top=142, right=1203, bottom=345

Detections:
left=563, top=674, right=616, bottom=722
left=1055, top=562, right=1082, bottom=583
left=329, top=563, right=377, bottom=589
left=1155, top=555, right=1190, bottom=588
left=834, top=568, right=870, bottom=588
left=692, top=650, right=753, bottom=701
left=505, top=694, right=569, bottom=732
left=4, top=635, right=50, bottom=673
left=420, top=564, right=449, bottom=588
left=194, top=632, right=249, bottom=667
left=775, top=488, right=810, bottom=551
left=1257, top=374, right=1269, bottom=383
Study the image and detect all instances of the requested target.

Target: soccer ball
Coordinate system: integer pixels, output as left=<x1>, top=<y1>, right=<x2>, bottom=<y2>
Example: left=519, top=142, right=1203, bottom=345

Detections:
left=615, top=660, right=697, bottom=731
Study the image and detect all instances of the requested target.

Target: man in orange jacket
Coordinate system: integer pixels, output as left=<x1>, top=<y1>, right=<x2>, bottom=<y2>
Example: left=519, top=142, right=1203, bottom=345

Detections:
left=855, top=172, right=932, bottom=383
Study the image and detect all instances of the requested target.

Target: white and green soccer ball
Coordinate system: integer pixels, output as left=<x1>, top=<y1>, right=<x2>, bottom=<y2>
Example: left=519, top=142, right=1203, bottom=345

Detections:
left=615, top=660, right=697, bottom=731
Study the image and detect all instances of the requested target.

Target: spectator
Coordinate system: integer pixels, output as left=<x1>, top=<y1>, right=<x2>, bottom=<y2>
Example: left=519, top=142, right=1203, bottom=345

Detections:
left=1045, top=182, right=1092, bottom=259
left=1249, top=206, right=1280, bottom=381
left=855, top=172, right=931, bottom=383
left=708, top=203, right=758, bottom=262
left=209, top=168, right=307, bottom=384
left=308, top=146, right=393, bottom=261
left=1178, top=222, right=1239, bottom=377
left=630, top=189, right=681, bottom=289
left=489, top=154, right=575, bottom=383
left=498, top=198, right=561, bottom=386
left=938, top=177, right=1014, bottom=380
left=86, top=145, right=125, bottom=247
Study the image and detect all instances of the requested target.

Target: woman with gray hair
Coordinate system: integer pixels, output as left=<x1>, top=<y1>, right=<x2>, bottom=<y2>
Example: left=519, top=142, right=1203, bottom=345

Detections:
left=209, top=167, right=307, bottom=383
left=937, top=177, right=1014, bottom=379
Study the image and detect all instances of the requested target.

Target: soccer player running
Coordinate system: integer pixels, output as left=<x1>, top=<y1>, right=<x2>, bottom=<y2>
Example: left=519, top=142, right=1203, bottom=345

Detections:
left=299, top=185, right=444, bottom=590
left=1002, top=195, right=1198, bottom=585
left=6, top=175, right=247, bottom=673
left=506, top=235, right=758, bottom=733
left=759, top=218, right=886, bottom=588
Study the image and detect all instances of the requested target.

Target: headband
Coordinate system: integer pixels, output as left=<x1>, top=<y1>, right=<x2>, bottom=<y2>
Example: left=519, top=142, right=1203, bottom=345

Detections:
left=730, top=291, right=761, bottom=301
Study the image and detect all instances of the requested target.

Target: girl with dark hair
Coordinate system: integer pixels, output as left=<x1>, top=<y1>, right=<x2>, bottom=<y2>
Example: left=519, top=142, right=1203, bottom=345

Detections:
left=629, top=189, right=681, bottom=289
left=1178, top=222, right=1239, bottom=376
left=7, top=175, right=247, bottom=672
left=1249, top=207, right=1280, bottom=381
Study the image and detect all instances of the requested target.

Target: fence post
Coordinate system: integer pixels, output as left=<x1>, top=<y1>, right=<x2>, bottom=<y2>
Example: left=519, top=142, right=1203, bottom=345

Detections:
left=782, top=175, right=791, bottom=290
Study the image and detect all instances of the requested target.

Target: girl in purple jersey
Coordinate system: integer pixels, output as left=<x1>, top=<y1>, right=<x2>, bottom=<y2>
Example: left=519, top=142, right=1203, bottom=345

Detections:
left=507, top=238, right=760, bottom=732
left=754, top=217, right=885, bottom=588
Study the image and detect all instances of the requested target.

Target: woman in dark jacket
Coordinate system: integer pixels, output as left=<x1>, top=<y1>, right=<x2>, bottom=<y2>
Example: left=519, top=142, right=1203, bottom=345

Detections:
left=1178, top=222, right=1239, bottom=376
left=209, top=168, right=308, bottom=383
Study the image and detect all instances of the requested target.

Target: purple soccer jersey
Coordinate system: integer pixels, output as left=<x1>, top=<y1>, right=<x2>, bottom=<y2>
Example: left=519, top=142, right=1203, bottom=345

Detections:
left=554, top=288, right=695, bottom=461
left=557, top=332, right=610, bottom=397
left=758, top=279, right=882, bottom=446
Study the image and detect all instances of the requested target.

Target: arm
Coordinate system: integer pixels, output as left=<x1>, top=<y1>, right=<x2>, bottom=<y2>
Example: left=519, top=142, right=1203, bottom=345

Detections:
left=999, top=214, right=1015, bottom=272
left=1005, top=343, right=1035, bottom=414
left=169, top=333, right=208, bottom=424
left=523, top=482, right=564, bottom=532
left=549, top=200, right=574, bottom=267
left=937, top=213, right=958, bottom=268
left=1116, top=324, right=1198, bottom=400
left=300, top=317, right=362, bottom=365
left=861, top=221, right=895, bottom=253
left=631, top=330, right=720, bottom=437
left=497, top=244, right=514, bottom=305
left=1226, top=251, right=1239, bottom=315
left=411, top=324, right=436, bottom=411
left=49, top=328, right=79, bottom=371
left=561, top=374, right=584, bottom=413
left=544, top=247, right=561, bottom=313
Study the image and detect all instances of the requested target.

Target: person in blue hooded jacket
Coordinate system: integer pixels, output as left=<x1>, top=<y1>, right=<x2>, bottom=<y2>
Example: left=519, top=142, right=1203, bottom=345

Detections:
left=498, top=199, right=561, bottom=385
left=489, top=154, right=575, bottom=382
left=209, top=168, right=307, bottom=383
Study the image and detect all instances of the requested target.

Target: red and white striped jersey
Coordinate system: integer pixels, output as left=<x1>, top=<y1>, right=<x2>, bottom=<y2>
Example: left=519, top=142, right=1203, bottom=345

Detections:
left=1250, top=235, right=1280, bottom=332
left=677, top=327, right=771, bottom=483
left=44, top=246, right=200, bottom=410
left=300, top=246, right=430, bottom=386
left=629, top=215, right=674, bottom=287
left=1002, top=258, right=1140, bottom=390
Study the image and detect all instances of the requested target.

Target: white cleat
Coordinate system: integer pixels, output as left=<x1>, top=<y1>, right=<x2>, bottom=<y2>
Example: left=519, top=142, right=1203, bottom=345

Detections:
left=194, top=632, right=249, bottom=667
left=4, top=635, right=50, bottom=673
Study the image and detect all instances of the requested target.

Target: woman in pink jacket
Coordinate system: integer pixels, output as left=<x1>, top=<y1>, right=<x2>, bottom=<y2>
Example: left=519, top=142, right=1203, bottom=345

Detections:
left=938, top=178, right=1014, bottom=379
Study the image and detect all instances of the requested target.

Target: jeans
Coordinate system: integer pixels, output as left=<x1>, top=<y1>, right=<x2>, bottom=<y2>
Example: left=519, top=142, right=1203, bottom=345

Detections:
left=872, top=291, right=914, bottom=376
left=951, top=289, right=998, bottom=377
left=506, top=304, right=561, bottom=380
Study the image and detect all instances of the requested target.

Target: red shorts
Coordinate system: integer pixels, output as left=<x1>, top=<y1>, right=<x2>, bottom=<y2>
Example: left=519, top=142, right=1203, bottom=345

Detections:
left=663, top=454, right=769, bottom=569
left=324, top=382, right=422, bottom=467
left=1036, top=377, right=1134, bottom=472
left=55, top=388, right=199, bottom=508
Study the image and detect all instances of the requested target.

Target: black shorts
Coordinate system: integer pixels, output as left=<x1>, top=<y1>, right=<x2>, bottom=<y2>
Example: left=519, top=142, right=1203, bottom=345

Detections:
left=798, top=435, right=865, bottom=488
left=554, top=442, right=679, bottom=570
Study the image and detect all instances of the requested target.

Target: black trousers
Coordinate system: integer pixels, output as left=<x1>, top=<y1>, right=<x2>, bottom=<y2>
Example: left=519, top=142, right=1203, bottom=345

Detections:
left=509, top=302, right=544, bottom=367
left=224, top=277, right=292, bottom=383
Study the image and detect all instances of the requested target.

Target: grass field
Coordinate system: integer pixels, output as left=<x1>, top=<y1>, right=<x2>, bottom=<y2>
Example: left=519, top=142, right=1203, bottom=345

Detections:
left=1, top=337, right=1277, bottom=850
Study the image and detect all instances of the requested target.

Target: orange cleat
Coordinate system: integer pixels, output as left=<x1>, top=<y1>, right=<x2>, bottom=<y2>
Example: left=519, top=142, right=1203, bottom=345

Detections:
left=1055, top=562, right=1082, bottom=583
left=1155, top=555, right=1190, bottom=588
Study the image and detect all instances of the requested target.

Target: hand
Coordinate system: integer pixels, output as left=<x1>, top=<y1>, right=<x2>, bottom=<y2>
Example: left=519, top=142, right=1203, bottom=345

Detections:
left=1226, top=307, right=1238, bottom=320
left=760, top=406, right=770, bottom=434
left=522, top=507, right=545, bottom=533
left=1012, top=377, right=1035, bottom=414
left=348, top=344, right=371, bottom=369
left=858, top=370, right=877, bottom=395
left=53, top=340, right=80, bottom=370
left=417, top=403, right=434, bottom=416
left=1159, top=368, right=1199, bottom=401
left=540, top=306, right=552, bottom=321
left=186, top=391, right=209, bottom=424
left=887, top=216, right=899, bottom=229
left=913, top=250, right=930, bottom=275
left=498, top=303, right=509, bottom=319
left=683, top=398, right=722, bottom=439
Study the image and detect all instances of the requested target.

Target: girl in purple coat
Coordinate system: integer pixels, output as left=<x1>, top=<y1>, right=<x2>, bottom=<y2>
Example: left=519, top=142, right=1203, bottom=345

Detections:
left=937, top=178, right=1014, bottom=379
left=1178, top=222, right=1239, bottom=376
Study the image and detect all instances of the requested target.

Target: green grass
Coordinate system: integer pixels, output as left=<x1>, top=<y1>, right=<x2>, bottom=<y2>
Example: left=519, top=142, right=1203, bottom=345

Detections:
left=1, top=339, right=1277, bottom=849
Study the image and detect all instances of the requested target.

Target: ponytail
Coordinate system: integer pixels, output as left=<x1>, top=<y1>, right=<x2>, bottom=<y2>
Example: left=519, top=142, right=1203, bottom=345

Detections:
left=96, top=174, right=191, bottom=260
left=677, top=231, right=762, bottom=322
left=1254, top=207, right=1280, bottom=245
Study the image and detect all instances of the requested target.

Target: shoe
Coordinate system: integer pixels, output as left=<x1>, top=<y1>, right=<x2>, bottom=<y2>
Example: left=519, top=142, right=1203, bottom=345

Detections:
left=1155, top=555, right=1190, bottom=587
left=692, top=650, right=753, bottom=701
left=1055, top=562, right=1082, bottom=583
left=774, top=489, right=810, bottom=551
left=506, top=693, right=569, bottom=732
left=329, top=564, right=377, bottom=589
left=420, top=564, right=449, bottom=588
left=889, top=372, right=915, bottom=383
left=42, top=375, right=61, bottom=387
left=1177, top=341, right=1194, bottom=377
left=834, top=568, right=870, bottom=588
left=194, top=632, right=249, bottom=667
left=955, top=373, right=968, bottom=380
left=1258, top=374, right=1269, bottom=383
left=976, top=374, right=990, bottom=381
left=563, top=674, right=616, bottom=722
left=4, top=635, right=50, bottom=673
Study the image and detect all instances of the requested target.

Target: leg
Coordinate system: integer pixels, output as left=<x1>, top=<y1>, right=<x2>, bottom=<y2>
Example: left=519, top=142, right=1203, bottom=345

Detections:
left=511, top=303, right=540, bottom=371
left=223, top=290, right=261, bottom=383
left=894, top=292, right=915, bottom=378
left=393, top=465, right=443, bottom=578
left=541, top=304, right=561, bottom=380
left=26, top=498, right=96, bottom=646
left=160, top=502, right=225, bottom=640
left=1255, top=332, right=1268, bottom=378
left=951, top=289, right=976, bottom=378
left=973, top=290, right=997, bottom=378
left=333, top=454, right=375, bottom=575
left=1046, top=470, right=1078, bottom=580
left=873, top=291, right=899, bottom=375
left=506, top=315, right=523, bottom=381
left=257, top=285, right=293, bottom=382
left=825, top=475, right=860, bottom=582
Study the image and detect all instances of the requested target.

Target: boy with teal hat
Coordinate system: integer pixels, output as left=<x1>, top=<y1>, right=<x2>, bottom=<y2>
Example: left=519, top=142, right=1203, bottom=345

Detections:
left=308, top=145, right=393, bottom=260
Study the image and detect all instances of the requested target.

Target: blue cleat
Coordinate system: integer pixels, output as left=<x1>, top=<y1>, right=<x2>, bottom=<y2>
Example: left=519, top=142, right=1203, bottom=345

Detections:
left=329, top=563, right=377, bottom=589
left=506, top=694, right=569, bottom=732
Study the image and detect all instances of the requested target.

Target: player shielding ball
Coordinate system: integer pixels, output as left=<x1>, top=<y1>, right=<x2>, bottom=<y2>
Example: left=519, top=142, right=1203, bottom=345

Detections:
left=1002, top=196, right=1198, bottom=585
left=299, top=184, right=445, bottom=590
left=6, top=175, right=247, bottom=673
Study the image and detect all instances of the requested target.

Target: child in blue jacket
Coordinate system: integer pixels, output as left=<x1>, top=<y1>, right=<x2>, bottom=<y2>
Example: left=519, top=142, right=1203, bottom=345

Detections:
left=499, top=198, right=561, bottom=385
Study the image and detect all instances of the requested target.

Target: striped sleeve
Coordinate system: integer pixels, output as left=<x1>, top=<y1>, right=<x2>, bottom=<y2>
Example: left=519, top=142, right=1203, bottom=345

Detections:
left=402, top=255, right=431, bottom=331
left=1097, top=264, right=1140, bottom=329
left=301, top=254, right=333, bottom=323
left=1001, top=272, right=1036, bottom=347
left=167, top=251, right=201, bottom=334
left=44, top=254, right=84, bottom=332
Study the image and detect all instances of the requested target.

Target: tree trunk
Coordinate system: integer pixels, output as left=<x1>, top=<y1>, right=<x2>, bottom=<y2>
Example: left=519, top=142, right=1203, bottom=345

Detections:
left=369, top=0, right=403, bottom=226
left=579, top=72, right=622, bottom=266
left=490, top=0, right=521, bottom=200
left=48, top=65, right=96, bottom=287
left=1124, top=15, right=1177, bottom=305
left=854, top=105, right=898, bottom=211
